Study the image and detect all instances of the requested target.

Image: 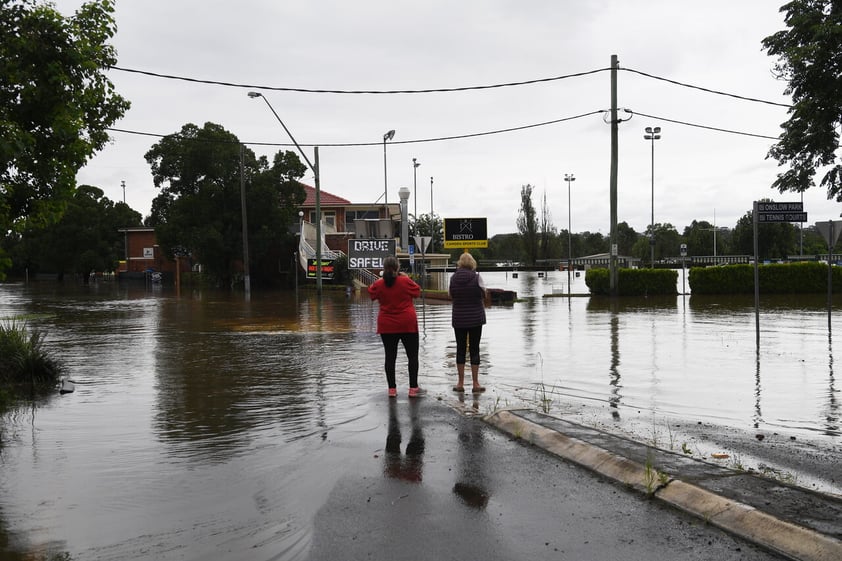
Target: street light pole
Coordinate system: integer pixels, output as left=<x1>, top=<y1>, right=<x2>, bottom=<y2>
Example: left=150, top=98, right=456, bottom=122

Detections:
left=565, top=173, right=575, bottom=295
left=383, top=130, right=395, bottom=231
left=412, top=158, right=420, bottom=223
left=430, top=176, right=434, bottom=252
left=644, top=126, right=662, bottom=268
left=121, top=180, right=127, bottom=272
left=248, top=91, right=323, bottom=293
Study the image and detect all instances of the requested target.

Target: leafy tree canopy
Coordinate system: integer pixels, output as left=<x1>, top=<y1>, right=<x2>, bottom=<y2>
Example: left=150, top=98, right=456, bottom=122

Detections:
left=0, top=0, right=129, bottom=231
left=6, top=184, right=141, bottom=279
left=145, top=122, right=306, bottom=286
left=763, top=0, right=842, bottom=200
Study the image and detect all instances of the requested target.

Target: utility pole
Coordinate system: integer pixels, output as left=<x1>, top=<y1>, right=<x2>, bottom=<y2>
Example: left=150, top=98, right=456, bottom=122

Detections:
left=239, top=145, right=250, bottom=295
left=609, top=54, right=619, bottom=296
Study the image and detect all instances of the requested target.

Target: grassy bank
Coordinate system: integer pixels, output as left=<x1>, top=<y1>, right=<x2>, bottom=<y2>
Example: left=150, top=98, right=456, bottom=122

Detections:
left=0, top=321, right=64, bottom=411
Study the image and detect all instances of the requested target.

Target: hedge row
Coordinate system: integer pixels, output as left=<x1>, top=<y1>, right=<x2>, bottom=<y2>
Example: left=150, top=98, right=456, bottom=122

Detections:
left=584, top=262, right=842, bottom=296
left=689, top=262, right=842, bottom=294
left=585, top=268, right=678, bottom=296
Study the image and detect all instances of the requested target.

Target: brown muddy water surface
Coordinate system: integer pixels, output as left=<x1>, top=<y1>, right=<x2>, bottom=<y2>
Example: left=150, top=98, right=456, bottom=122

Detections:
left=0, top=271, right=839, bottom=559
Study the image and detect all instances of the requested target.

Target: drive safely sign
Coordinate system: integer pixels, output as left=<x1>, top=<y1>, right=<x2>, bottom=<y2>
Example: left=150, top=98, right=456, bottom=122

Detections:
left=347, top=239, right=396, bottom=269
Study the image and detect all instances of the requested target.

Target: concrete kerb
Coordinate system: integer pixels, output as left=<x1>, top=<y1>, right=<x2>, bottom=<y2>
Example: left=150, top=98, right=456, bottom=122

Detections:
left=481, top=409, right=842, bottom=561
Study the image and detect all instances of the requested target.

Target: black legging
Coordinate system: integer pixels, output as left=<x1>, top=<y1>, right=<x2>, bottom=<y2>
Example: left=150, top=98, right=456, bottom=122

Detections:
left=454, top=325, right=483, bottom=366
left=380, top=332, right=419, bottom=388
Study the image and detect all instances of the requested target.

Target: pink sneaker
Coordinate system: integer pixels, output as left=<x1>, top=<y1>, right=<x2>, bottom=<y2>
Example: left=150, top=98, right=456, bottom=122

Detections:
left=388, top=388, right=397, bottom=398
left=408, top=387, right=427, bottom=398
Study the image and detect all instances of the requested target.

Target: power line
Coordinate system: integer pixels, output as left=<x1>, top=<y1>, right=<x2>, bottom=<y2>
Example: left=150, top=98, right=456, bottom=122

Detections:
left=109, top=108, right=777, bottom=147
left=111, top=64, right=793, bottom=110
left=107, top=110, right=606, bottom=147
left=110, top=65, right=610, bottom=94
left=631, top=111, right=779, bottom=140
left=621, top=67, right=792, bottom=108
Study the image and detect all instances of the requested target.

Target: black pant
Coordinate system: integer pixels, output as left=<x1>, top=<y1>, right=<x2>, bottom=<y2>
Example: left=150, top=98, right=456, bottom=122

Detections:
left=454, top=325, right=483, bottom=366
left=380, top=332, right=419, bottom=388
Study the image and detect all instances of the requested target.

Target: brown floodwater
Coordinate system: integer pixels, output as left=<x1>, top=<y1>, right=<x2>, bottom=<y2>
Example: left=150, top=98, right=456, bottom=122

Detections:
left=0, top=271, right=839, bottom=559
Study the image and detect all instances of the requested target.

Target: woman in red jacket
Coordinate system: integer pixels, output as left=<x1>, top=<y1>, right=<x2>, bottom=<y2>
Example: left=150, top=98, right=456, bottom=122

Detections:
left=368, top=255, right=425, bottom=398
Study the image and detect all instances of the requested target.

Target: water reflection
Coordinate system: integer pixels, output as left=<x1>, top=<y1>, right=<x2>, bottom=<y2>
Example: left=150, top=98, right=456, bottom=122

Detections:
left=383, top=399, right=425, bottom=482
left=452, top=413, right=490, bottom=509
left=2, top=277, right=841, bottom=559
left=609, top=308, right=622, bottom=420
left=825, top=333, right=838, bottom=435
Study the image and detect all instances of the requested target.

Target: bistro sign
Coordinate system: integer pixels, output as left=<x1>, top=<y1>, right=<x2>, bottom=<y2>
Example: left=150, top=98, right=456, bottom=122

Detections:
left=443, top=217, right=488, bottom=249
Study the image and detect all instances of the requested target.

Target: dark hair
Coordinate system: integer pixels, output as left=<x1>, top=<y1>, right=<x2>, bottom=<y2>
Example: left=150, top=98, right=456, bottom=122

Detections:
left=383, top=255, right=399, bottom=287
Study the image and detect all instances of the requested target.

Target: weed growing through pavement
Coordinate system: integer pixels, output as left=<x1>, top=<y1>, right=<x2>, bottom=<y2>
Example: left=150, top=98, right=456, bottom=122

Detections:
left=644, top=451, right=658, bottom=496
left=757, top=464, right=799, bottom=486
left=728, top=453, right=746, bottom=472
left=665, top=420, right=676, bottom=451
left=484, top=395, right=504, bottom=416
left=643, top=449, right=669, bottom=496
left=533, top=352, right=554, bottom=414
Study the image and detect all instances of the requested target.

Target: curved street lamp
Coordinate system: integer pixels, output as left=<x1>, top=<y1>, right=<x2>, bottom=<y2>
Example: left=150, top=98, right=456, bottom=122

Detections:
left=248, top=91, right=323, bottom=293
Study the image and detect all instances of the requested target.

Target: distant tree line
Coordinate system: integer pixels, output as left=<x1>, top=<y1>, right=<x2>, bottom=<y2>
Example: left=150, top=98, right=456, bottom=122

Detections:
left=459, top=184, right=837, bottom=266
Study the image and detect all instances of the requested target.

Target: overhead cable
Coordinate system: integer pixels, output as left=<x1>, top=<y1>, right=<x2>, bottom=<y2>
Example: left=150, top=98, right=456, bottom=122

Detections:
left=621, top=68, right=792, bottom=108
left=106, top=110, right=606, bottom=147
left=111, top=64, right=791, bottom=109
left=632, top=111, right=779, bottom=140
left=109, top=66, right=610, bottom=94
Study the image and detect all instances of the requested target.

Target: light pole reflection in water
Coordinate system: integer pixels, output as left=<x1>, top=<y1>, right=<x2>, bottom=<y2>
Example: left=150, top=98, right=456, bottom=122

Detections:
left=609, top=305, right=621, bottom=420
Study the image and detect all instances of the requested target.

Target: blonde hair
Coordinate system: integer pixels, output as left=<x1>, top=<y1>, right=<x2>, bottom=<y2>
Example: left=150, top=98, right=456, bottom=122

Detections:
left=457, top=252, right=477, bottom=270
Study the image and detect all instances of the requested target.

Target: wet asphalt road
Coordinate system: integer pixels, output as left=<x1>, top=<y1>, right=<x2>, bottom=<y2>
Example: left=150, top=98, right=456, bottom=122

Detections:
left=307, top=396, right=787, bottom=561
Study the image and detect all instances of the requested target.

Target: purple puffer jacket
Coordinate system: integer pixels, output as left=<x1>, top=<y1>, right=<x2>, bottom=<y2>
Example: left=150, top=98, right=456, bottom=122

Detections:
left=449, top=268, right=486, bottom=328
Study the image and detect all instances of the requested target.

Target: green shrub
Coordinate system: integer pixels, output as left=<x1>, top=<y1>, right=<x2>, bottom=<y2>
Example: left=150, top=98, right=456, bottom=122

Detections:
left=585, top=268, right=678, bottom=296
left=689, top=262, right=842, bottom=294
left=0, top=321, right=64, bottom=397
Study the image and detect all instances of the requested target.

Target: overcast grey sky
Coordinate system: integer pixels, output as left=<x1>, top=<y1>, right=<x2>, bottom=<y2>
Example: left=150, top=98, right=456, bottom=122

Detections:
left=54, top=0, right=840, bottom=237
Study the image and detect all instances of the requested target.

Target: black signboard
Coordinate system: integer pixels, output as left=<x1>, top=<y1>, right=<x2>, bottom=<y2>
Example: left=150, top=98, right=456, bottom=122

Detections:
left=443, top=217, right=488, bottom=249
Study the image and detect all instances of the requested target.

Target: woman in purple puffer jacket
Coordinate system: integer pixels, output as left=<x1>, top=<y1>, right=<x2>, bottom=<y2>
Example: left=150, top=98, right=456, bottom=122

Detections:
left=449, top=252, right=486, bottom=393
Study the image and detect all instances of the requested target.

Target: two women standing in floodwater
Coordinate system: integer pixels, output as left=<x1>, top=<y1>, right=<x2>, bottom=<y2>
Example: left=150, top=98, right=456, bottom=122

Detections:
left=369, top=252, right=487, bottom=396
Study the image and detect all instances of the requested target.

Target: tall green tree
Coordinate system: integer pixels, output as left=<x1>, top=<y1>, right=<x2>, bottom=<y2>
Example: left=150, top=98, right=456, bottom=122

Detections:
left=684, top=220, right=716, bottom=256
left=517, top=184, right=538, bottom=266
left=579, top=231, right=609, bottom=257
left=731, top=208, right=798, bottom=259
left=615, top=222, right=639, bottom=256
left=632, top=223, right=681, bottom=263
left=0, top=0, right=129, bottom=235
left=145, top=122, right=306, bottom=287
left=11, top=185, right=141, bottom=279
left=538, top=190, right=558, bottom=259
left=409, top=212, right=442, bottom=253
left=486, top=233, right=523, bottom=262
left=762, top=1, right=842, bottom=200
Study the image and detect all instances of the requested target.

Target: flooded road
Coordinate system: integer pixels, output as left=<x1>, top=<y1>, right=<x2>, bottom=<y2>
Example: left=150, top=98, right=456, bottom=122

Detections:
left=0, top=271, right=839, bottom=559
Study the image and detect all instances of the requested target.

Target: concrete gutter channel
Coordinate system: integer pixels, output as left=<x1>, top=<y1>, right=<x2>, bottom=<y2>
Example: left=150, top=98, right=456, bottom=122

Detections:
left=482, top=408, right=842, bottom=561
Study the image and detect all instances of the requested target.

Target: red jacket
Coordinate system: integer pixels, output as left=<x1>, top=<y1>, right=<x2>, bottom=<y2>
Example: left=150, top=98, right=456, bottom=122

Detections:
left=368, top=274, right=421, bottom=334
